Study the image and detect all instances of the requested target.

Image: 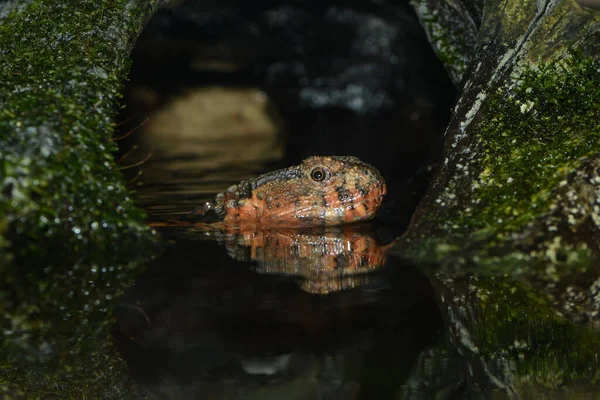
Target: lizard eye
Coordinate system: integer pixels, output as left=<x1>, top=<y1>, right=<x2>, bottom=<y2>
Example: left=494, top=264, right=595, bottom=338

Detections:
left=310, top=167, right=329, bottom=182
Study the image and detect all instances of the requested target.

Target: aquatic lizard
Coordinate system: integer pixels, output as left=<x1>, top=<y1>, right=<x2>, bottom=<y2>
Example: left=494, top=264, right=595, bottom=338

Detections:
left=189, top=156, right=387, bottom=228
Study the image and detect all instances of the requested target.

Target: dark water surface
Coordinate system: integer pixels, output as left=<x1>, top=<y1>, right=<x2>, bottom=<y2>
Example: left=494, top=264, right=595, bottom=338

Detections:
left=114, top=141, right=600, bottom=399
left=5, top=128, right=596, bottom=398
left=114, top=146, right=453, bottom=399
left=6, top=133, right=597, bottom=398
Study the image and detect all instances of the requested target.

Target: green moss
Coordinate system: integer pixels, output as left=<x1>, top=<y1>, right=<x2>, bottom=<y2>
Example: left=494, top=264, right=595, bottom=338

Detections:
left=0, top=0, right=156, bottom=252
left=465, top=55, right=600, bottom=234
left=405, top=54, right=600, bottom=251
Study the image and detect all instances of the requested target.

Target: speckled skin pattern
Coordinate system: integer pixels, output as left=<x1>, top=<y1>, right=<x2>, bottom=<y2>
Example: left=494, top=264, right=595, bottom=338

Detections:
left=191, top=156, right=387, bottom=227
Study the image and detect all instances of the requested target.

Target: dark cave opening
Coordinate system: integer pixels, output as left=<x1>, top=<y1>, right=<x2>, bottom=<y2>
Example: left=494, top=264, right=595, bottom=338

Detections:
left=116, top=0, right=456, bottom=229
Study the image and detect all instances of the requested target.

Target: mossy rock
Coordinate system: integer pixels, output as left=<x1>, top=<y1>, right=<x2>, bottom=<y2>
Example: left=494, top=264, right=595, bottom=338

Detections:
left=402, top=0, right=600, bottom=274
left=0, top=0, right=161, bottom=254
left=0, top=0, right=162, bottom=396
left=400, top=0, right=600, bottom=394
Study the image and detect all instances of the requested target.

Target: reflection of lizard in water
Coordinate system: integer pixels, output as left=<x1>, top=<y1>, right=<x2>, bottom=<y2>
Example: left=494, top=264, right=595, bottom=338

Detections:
left=214, top=225, right=394, bottom=294
left=151, top=156, right=390, bottom=293
left=190, top=156, right=387, bottom=228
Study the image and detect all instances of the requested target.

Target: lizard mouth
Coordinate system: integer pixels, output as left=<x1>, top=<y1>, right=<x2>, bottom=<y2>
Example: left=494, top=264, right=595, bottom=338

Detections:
left=339, top=182, right=387, bottom=223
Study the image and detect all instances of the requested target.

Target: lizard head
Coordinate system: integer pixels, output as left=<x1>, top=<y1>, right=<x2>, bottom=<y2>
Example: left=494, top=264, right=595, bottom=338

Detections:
left=193, top=156, right=387, bottom=227
left=247, top=156, right=387, bottom=226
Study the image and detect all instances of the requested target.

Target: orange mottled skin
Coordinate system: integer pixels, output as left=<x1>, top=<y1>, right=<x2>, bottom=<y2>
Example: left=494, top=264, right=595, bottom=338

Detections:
left=191, top=156, right=387, bottom=227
